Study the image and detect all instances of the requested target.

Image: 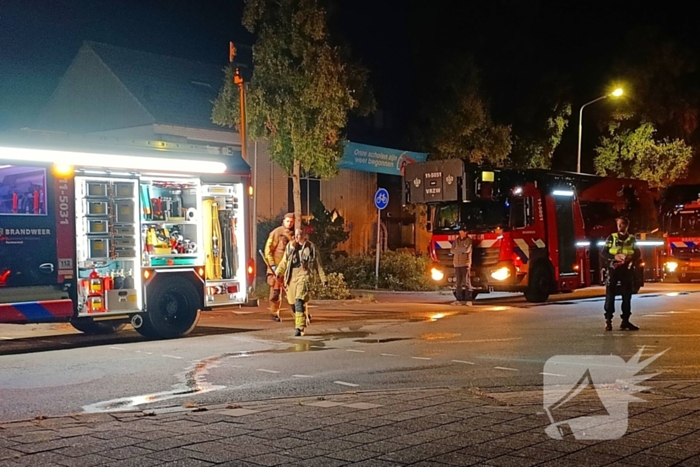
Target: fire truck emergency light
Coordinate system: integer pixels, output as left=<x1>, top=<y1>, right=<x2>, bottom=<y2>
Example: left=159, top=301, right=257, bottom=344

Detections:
left=552, top=189, right=574, bottom=197
left=0, top=146, right=228, bottom=174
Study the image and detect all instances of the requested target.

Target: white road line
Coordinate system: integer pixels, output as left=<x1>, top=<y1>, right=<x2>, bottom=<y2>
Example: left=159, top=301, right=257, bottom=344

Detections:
left=540, top=372, right=566, bottom=377
left=495, top=366, right=519, bottom=372
left=163, top=355, right=183, bottom=360
left=334, top=381, right=359, bottom=387
left=656, top=311, right=689, bottom=314
left=411, top=357, right=432, bottom=360
left=381, top=353, right=399, bottom=357
left=256, top=369, right=280, bottom=374
left=452, top=360, right=475, bottom=365
left=293, top=374, right=313, bottom=378
left=346, top=349, right=365, bottom=353
left=110, top=346, right=126, bottom=350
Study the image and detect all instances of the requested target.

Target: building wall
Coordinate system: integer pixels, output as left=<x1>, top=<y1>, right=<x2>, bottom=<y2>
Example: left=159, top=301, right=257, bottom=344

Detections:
left=320, top=169, right=377, bottom=254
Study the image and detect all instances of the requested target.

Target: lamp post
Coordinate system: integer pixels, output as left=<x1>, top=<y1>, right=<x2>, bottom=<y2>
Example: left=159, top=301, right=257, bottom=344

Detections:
left=577, top=87, right=623, bottom=173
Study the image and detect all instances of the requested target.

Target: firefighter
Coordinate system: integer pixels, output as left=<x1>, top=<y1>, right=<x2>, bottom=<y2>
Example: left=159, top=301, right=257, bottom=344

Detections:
left=603, top=216, right=641, bottom=331
left=264, top=213, right=295, bottom=321
left=275, top=228, right=327, bottom=337
left=451, top=226, right=473, bottom=306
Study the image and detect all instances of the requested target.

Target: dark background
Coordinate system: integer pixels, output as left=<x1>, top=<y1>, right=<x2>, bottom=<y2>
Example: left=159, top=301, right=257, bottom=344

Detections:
left=1, top=0, right=696, bottom=172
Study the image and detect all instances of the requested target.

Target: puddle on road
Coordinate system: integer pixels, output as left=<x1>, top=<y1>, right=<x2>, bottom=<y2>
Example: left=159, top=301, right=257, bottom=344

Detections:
left=354, top=337, right=412, bottom=344
left=418, top=332, right=461, bottom=341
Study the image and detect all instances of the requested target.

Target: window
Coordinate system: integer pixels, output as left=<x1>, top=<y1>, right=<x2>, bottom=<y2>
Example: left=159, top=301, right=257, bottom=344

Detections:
left=288, top=177, right=320, bottom=218
left=0, top=165, right=48, bottom=216
left=510, top=197, right=533, bottom=228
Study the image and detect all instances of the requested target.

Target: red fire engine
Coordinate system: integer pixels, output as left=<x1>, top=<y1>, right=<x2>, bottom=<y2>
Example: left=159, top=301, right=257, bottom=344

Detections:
left=659, top=187, right=700, bottom=282
left=404, top=160, right=590, bottom=302
left=0, top=133, right=254, bottom=338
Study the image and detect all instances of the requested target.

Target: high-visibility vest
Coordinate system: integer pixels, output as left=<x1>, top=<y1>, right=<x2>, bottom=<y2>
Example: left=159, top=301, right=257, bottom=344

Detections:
left=608, top=233, right=636, bottom=255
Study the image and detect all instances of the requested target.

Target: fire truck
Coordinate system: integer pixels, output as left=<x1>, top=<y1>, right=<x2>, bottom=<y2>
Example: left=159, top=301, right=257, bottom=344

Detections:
left=659, top=185, right=700, bottom=282
left=573, top=175, right=661, bottom=285
left=0, top=133, right=254, bottom=338
left=404, top=160, right=591, bottom=302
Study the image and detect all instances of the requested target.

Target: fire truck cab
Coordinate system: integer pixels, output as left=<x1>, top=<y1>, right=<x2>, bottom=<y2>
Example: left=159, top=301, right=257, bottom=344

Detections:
left=661, top=196, right=700, bottom=282
left=0, top=133, right=254, bottom=338
left=404, top=160, right=590, bottom=302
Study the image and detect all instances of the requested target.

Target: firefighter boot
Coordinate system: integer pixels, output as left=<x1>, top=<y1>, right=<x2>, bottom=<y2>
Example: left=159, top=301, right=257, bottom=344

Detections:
left=605, top=320, right=612, bottom=331
left=620, top=320, right=639, bottom=331
left=269, top=302, right=281, bottom=322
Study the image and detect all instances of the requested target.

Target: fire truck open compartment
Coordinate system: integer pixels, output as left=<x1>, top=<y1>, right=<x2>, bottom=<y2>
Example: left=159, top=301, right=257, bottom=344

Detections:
left=0, top=134, right=252, bottom=338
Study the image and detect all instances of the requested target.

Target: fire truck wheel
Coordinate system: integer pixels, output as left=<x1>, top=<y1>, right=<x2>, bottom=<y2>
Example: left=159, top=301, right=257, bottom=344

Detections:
left=679, top=274, right=693, bottom=283
left=140, top=276, right=201, bottom=339
left=70, top=319, right=127, bottom=335
left=524, top=265, right=551, bottom=303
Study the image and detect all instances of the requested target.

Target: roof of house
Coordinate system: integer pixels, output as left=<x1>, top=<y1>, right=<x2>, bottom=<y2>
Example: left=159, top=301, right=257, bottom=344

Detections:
left=86, top=41, right=226, bottom=131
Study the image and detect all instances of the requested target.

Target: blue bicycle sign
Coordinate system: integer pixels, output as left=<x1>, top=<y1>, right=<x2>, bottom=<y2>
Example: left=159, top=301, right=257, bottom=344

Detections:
left=374, top=188, right=389, bottom=210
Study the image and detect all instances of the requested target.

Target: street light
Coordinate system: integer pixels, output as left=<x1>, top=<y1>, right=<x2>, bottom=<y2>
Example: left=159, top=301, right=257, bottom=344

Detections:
left=577, top=87, right=624, bottom=173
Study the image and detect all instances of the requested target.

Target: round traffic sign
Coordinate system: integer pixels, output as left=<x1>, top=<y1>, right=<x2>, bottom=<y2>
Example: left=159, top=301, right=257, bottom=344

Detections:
left=374, top=188, right=389, bottom=210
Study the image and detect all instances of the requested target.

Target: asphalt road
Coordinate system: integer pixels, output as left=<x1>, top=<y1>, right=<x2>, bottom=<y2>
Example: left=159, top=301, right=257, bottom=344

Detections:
left=1, top=283, right=700, bottom=422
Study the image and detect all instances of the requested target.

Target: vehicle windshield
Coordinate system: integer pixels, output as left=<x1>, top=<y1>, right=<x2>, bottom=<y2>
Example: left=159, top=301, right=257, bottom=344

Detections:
left=433, top=200, right=508, bottom=233
left=668, top=210, right=700, bottom=236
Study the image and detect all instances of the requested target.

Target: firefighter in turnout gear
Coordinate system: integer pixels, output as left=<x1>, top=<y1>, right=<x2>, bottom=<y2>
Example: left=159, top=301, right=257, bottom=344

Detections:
left=603, top=217, right=641, bottom=331
left=264, top=213, right=295, bottom=321
left=275, top=228, right=327, bottom=337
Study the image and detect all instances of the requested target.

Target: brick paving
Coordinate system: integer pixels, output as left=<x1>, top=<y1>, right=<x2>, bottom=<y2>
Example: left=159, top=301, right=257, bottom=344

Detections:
left=2, top=382, right=700, bottom=466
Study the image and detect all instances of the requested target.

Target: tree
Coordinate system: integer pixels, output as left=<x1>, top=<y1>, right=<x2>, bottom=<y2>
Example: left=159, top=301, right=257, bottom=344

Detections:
left=412, top=56, right=512, bottom=165
left=212, top=0, right=374, bottom=224
left=308, top=201, right=349, bottom=264
left=594, top=122, right=693, bottom=188
left=510, top=101, right=571, bottom=169
left=507, top=72, right=572, bottom=169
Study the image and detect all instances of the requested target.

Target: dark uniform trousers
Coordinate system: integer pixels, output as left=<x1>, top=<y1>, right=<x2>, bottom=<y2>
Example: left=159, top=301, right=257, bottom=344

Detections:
left=604, top=266, right=634, bottom=321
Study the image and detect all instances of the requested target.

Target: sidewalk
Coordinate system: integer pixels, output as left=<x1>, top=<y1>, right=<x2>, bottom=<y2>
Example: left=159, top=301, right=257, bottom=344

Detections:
left=2, top=381, right=700, bottom=466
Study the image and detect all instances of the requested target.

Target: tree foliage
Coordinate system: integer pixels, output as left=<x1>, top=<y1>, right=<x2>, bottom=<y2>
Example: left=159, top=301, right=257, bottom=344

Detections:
left=594, top=122, right=693, bottom=188
left=308, top=201, right=349, bottom=264
left=508, top=73, right=572, bottom=169
left=212, top=0, right=374, bottom=224
left=413, top=56, right=512, bottom=166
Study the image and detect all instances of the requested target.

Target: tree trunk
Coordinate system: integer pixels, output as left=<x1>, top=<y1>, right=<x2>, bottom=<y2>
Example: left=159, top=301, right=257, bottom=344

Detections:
left=292, top=159, right=302, bottom=229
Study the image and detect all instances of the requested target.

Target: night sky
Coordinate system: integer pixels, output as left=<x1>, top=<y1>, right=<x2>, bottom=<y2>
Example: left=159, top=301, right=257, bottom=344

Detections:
left=1, top=0, right=696, bottom=172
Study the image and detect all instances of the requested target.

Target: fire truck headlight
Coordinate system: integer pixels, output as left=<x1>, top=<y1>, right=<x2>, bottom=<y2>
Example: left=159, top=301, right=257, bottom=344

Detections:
left=430, top=268, right=444, bottom=281
left=491, top=267, right=511, bottom=281
left=666, top=261, right=679, bottom=272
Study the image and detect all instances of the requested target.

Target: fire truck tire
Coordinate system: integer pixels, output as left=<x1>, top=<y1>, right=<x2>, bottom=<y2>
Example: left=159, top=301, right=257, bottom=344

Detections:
left=679, top=274, right=693, bottom=283
left=524, top=265, right=551, bottom=303
left=70, top=319, right=127, bottom=335
left=140, top=276, right=201, bottom=339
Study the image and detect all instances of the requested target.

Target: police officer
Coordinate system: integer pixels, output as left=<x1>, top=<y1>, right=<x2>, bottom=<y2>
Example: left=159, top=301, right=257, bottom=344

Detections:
left=264, top=213, right=294, bottom=321
left=603, top=216, right=641, bottom=331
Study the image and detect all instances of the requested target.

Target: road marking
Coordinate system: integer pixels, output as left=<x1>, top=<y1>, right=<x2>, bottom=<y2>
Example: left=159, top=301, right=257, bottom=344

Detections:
left=640, top=314, right=670, bottom=318
left=163, top=355, right=183, bottom=360
left=540, top=372, right=566, bottom=377
left=110, top=346, right=126, bottom=350
left=346, top=349, right=365, bottom=353
left=494, top=366, right=519, bottom=372
left=452, top=360, right=475, bottom=365
left=656, top=311, right=689, bottom=314
left=334, top=381, right=359, bottom=387
left=256, top=369, right=280, bottom=374
left=411, top=357, right=432, bottom=360
left=293, top=374, right=313, bottom=378
left=381, top=353, right=399, bottom=357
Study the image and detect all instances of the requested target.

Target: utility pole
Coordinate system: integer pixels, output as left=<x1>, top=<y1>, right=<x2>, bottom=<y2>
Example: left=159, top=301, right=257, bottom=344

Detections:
left=229, top=42, right=248, bottom=164
left=230, top=42, right=255, bottom=288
